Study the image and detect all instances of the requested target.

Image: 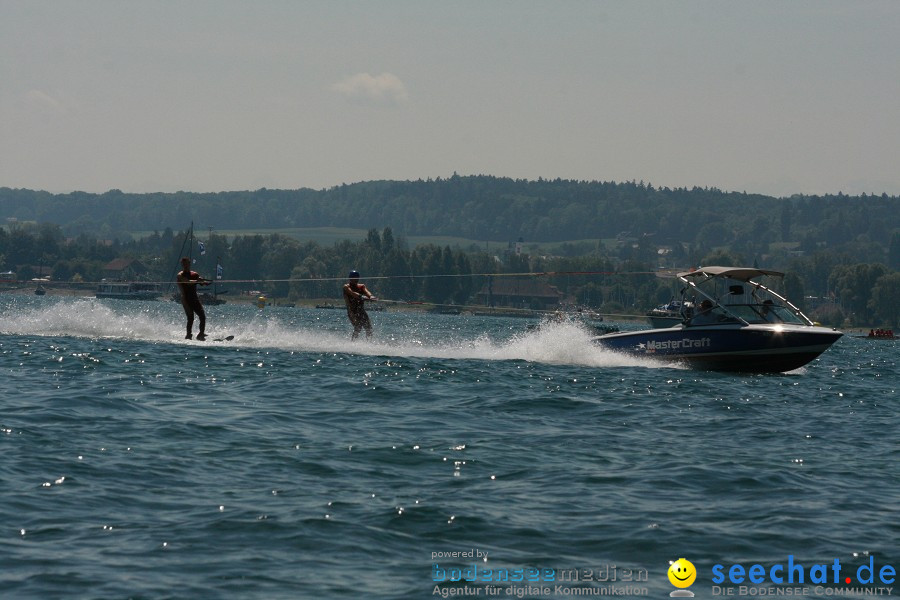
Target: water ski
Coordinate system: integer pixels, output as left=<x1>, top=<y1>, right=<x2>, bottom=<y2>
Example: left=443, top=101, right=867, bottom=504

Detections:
left=188, top=335, right=234, bottom=342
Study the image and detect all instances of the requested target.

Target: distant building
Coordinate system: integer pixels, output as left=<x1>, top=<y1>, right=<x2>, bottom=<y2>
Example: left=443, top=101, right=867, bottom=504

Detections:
left=27, top=264, right=52, bottom=278
left=475, top=278, right=563, bottom=309
left=102, top=258, right=149, bottom=280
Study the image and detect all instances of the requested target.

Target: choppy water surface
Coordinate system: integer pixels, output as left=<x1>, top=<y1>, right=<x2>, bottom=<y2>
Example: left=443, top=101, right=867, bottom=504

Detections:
left=1, top=296, right=897, bottom=599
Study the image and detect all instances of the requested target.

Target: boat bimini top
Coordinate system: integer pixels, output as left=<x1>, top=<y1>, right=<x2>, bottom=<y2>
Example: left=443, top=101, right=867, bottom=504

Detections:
left=676, top=266, right=812, bottom=327
left=677, top=266, right=785, bottom=281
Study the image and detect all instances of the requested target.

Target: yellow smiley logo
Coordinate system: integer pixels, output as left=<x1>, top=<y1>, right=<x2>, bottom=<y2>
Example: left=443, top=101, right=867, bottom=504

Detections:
left=668, top=558, right=696, bottom=588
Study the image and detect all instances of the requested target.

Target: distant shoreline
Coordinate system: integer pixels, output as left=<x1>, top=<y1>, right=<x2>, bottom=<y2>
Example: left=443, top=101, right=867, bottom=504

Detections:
left=3, top=287, right=886, bottom=332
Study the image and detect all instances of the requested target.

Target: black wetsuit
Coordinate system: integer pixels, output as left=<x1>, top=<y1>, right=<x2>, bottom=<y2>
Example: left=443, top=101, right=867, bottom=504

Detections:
left=343, top=282, right=373, bottom=339
left=178, top=269, right=206, bottom=338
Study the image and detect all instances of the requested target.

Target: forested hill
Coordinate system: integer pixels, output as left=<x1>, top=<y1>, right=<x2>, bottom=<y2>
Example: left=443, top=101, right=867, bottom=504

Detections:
left=1, top=175, right=898, bottom=248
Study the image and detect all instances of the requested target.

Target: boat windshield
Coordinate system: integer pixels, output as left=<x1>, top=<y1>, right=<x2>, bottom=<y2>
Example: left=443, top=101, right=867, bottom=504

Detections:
left=687, top=305, right=739, bottom=326
left=722, top=304, right=807, bottom=325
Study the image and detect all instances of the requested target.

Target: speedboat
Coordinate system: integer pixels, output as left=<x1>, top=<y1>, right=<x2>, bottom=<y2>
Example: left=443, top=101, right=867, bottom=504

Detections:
left=594, top=267, right=843, bottom=372
left=645, top=299, right=691, bottom=328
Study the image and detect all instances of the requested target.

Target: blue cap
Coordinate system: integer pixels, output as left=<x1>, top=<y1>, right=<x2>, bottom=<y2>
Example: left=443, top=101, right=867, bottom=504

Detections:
left=348, top=270, right=360, bottom=278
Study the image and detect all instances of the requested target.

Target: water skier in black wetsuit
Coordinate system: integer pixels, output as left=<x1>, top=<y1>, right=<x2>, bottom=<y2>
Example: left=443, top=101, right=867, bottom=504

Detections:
left=177, top=257, right=211, bottom=340
left=342, top=270, right=377, bottom=340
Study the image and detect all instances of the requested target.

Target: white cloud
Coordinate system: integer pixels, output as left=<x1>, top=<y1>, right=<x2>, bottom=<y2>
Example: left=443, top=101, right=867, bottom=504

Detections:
left=331, top=72, right=409, bottom=105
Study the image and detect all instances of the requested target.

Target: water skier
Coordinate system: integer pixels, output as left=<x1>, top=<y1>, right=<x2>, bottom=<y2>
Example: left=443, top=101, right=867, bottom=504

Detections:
left=342, top=270, right=377, bottom=340
left=177, top=257, right=212, bottom=340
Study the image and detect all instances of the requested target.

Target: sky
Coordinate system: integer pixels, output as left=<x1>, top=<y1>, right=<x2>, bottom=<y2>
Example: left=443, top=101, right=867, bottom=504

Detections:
left=1, top=0, right=899, bottom=198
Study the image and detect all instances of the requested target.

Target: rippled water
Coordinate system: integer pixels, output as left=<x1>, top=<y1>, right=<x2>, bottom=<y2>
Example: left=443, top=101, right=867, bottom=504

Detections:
left=1, top=296, right=897, bottom=599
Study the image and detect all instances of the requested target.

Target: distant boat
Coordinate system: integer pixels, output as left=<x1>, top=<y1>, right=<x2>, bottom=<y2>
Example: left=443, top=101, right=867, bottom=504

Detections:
left=96, top=281, right=162, bottom=300
left=315, top=302, right=339, bottom=309
left=32, top=276, right=50, bottom=296
left=853, top=330, right=896, bottom=340
left=645, top=299, right=691, bottom=328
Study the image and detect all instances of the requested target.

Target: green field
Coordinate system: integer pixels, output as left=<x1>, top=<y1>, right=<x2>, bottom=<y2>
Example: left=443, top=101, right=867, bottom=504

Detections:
left=133, top=227, right=612, bottom=254
left=217, top=227, right=506, bottom=249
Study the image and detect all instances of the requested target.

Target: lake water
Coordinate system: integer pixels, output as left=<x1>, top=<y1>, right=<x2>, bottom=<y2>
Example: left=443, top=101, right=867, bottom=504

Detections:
left=1, top=296, right=897, bottom=599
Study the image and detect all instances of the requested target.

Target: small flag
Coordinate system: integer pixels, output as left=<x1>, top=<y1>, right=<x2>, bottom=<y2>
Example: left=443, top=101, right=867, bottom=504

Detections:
left=216, top=264, right=223, bottom=280
left=198, top=241, right=206, bottom=256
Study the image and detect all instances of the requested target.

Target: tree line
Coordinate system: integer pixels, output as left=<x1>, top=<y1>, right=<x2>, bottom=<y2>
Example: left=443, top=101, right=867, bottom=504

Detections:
left=2, top=175, right=898, bottom=251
